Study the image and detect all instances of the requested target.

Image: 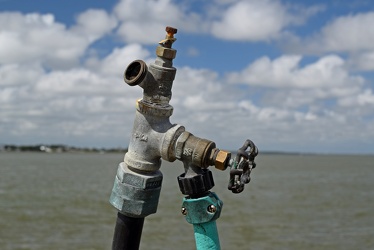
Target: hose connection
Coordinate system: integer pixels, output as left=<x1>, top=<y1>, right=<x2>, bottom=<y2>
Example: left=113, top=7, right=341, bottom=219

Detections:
left=124, top=60, right=147, bottom=86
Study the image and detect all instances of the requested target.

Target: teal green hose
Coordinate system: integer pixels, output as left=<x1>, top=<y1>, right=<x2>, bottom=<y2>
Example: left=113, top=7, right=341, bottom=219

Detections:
left=193, top=221, right=221, bottom=250
left=182, top=192, right=223, bottom=250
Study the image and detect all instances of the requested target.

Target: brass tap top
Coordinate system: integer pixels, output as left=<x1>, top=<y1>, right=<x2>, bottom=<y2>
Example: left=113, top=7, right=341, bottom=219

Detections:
left=159, top=26, right=177, bottom=48
left=165, top=26, right=177, bottom=36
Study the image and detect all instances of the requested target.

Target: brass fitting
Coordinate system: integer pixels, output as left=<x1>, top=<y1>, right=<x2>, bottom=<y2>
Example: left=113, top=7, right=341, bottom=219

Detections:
left=165, top=26, right=177, bottom=36
left=175, top=131, right=216, bottom=168
left=159, top=26, right=177, bottom=48
left=210, top=148, right=231, bottom=171
left=156, top=46, right=177, bottom=59
left=214, top=150, right=231, bottom=170
left=174, top=131, right=232, bottom=171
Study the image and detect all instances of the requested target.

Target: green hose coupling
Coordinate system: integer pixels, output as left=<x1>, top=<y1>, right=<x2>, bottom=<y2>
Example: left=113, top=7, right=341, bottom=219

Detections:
left=181, top=192, right=222, bottom=224
left=181, top=192, right=223, bottom=250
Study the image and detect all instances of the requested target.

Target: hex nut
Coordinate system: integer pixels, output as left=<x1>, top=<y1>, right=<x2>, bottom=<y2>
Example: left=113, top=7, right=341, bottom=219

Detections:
left=116, top=197, right=160, bottom=218
left=156, top=46, right=177, bottom=59
left=117, top=162, right=162, bottom=189
left=110, top=162, right=163, bottom=217
left=215, top=150, right=231, bottom=170
left=175, top=132, right=191, bottom=159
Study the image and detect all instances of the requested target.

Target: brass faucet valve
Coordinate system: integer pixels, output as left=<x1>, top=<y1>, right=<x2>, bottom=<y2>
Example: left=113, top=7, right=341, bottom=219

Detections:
left=159, top=26, right=177, bottom=48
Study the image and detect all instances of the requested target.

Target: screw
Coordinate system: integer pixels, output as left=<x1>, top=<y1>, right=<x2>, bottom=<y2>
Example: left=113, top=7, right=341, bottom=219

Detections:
left=207, top=204, right=217, bottom=213
left=181, top=207, right=187, bottom=216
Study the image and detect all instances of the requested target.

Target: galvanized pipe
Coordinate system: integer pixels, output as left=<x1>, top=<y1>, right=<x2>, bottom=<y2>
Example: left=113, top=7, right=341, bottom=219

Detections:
left=109, top=27, right=231, bottom=249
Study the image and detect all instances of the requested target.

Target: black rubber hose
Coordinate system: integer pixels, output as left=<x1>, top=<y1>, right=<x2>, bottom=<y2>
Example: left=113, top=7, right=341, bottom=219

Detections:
left=112, top=212, right=144, bottom=250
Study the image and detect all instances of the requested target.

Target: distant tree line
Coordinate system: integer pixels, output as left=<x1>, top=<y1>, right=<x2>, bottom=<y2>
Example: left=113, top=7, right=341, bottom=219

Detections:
left=1, top=144, right=127, bottom=153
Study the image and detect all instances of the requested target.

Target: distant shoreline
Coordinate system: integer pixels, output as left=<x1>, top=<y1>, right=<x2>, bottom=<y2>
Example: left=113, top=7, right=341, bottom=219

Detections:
left=0, top=144, right=127, bottom=153
left=1, top=144, right=372, bottom=156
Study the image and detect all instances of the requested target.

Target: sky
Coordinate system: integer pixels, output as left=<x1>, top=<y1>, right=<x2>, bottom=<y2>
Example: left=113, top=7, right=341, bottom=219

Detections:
left=1, top=0, right=374, bottom=154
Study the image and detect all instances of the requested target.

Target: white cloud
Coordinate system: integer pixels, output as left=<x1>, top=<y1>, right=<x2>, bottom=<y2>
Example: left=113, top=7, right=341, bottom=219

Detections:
left=226, top=54, right=364, bottom=90
left=1, top=46, right=373, bottom=152
left=167, top=63, right=373, bottom=153
left=72, top=9, right=118, bottom=42
left=0, top=63, right=44, bottom=87
left=210, top=0, right=323, bottom=41
left=0, top=40, right=150, bottom=146
left=338, top=89, right=374, bottom=107
left=218, top=53, right=373, bottom=151
left=348, top=51, right=374, bottom=71
left=1, top=4, right=373, bottom=153
left=301, top=12, right=374, bottom=53
left=0, top=10, right=116, bottom=69
left=211, top=0, right=290, bottom=41
left=285, top=11, right=374, bottom=72
left=0, top=12, right=81, bottom=68
left=95, top=44, right=151, bottom=76
left=112, top=0, right=323, bottom=44
left=114, top=0, right=205, bottom=44
left=36, top=69, right=113, bottom=96
left=222, top=54, right=372, bottom=147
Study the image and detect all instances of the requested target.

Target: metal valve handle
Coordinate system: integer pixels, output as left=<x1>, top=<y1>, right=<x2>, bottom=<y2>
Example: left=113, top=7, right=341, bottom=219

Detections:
left=228, top=139, right=258, bottom=193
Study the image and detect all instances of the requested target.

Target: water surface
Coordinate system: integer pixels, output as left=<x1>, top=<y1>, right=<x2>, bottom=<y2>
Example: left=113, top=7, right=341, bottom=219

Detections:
left=1, top=153, right=373, bottom=249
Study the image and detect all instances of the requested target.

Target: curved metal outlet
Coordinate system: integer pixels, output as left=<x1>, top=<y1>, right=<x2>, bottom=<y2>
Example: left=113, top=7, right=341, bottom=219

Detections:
left=124, top=60, right=148, bottom=86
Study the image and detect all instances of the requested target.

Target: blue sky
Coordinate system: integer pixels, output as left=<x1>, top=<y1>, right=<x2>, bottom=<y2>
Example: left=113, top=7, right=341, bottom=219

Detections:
left=1, top=0, right=374, bottom=154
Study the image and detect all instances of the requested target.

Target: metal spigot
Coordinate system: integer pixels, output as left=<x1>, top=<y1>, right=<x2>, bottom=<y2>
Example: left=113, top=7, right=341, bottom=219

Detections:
left=110, top=27, right=181, bottom=219
left=109, top=26, right=259, bottom=250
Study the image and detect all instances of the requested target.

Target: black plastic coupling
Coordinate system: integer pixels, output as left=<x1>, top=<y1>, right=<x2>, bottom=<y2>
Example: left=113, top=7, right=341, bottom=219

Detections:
left=177, top=169, right=214, bottom=197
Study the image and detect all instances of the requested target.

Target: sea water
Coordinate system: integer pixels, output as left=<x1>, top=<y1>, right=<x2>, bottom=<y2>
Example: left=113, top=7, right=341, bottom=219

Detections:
left=0, top=152, right=373, bottom=249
